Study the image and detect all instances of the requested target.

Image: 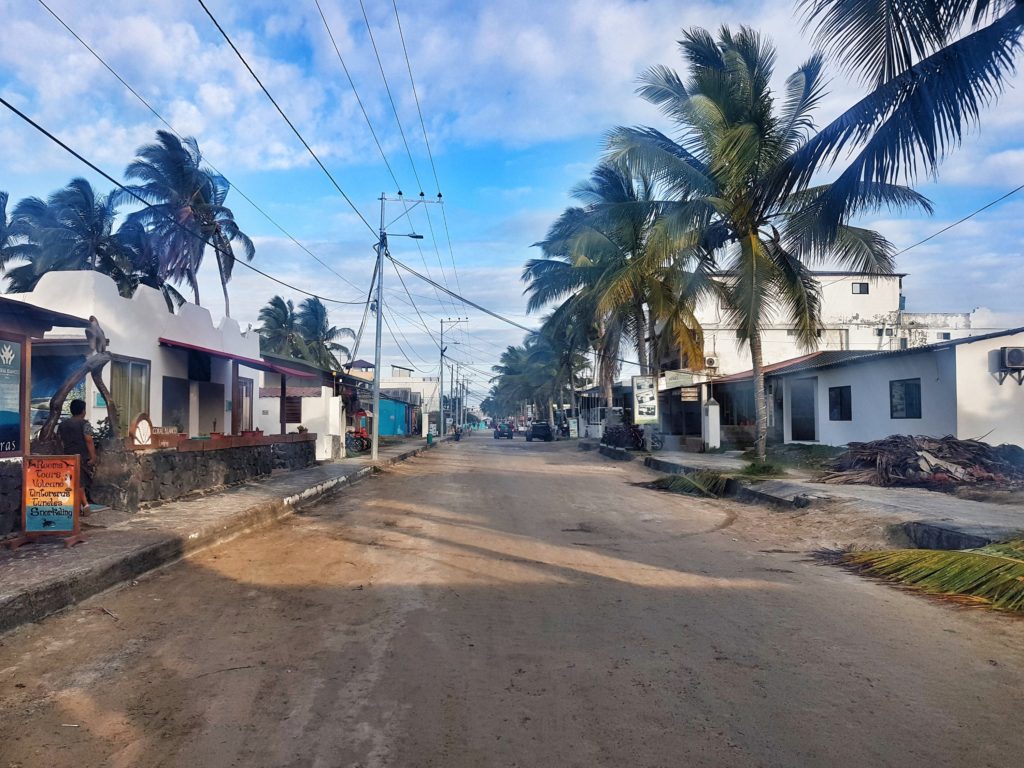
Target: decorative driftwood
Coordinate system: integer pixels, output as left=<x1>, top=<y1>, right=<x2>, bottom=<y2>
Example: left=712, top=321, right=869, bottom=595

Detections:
left=37, top=316, right=120, bottom=445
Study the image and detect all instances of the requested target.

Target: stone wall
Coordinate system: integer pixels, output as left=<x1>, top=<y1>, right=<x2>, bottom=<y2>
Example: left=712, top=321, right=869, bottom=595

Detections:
left=0, top=439, right=317, bottom=532
left=0, top=461, right=21, bottom=536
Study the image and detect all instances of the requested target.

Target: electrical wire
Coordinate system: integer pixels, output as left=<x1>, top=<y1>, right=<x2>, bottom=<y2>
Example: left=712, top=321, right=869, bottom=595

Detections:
left=356, top=0, right=422, bottom=193
left=195, top=0, right=376, bottom=237
left=37, top=0, right=368, bottom=299
left=895, top=181, right=1024, bottom=256
left=0, top=94, right=364, bottom=307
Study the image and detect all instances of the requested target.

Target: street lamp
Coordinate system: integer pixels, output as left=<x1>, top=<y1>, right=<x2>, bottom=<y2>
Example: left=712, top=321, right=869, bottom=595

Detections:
left=372, top=193, right=425, bottom=461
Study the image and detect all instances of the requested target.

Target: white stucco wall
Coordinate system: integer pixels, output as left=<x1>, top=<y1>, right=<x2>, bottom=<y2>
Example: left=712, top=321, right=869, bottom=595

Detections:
left=780, top=348, right=958, bottom=445
left=8, top=271, right=263, bottom=435
left=954, top=332, right=1024, bottom=447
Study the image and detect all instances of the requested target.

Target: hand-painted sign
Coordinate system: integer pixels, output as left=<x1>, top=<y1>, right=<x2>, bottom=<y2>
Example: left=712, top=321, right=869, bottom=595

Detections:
left=23, top=455, right=80, bottom=536
left=632, top=375, right=659, bottom=425
left=0, top=339, right=23, bottom=456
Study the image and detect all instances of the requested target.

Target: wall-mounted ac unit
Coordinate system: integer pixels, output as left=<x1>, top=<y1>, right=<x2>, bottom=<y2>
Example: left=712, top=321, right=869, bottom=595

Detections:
left=1001, top=347, right=1024, bottom=370
left=704, top=356, right=719, bottom=369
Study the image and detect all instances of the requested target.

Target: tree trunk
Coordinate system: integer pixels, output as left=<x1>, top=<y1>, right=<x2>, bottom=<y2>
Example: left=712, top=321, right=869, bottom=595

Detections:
left=188, top=268, right=201, bottom=306
left=37, top=352, right=113, bottom=446
left=215, top=232, right=232, bottom=318
left=634, top=305, right=649, bottom=375
left=750, top=330, right=769, bottom=463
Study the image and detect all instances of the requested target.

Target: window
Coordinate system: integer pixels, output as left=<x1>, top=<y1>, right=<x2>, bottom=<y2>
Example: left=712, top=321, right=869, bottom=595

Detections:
left=938, top=332, right=951, bottom=341
left=875, top=328, right=884, bottom=337
left=889, top=378, right=921, bottom=419
left=852, top=282, right=870, bottom=294
left=110, top=358, right=150, bottom=434
left=829, top=386, right=852, bottom=421
left=885, top=328, right=894, bottom=337
left=284, top=396, right=302, bottom=423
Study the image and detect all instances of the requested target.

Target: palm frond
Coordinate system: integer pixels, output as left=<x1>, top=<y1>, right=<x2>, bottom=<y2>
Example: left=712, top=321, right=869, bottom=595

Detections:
left=842, top=539, right=1024, bottom=611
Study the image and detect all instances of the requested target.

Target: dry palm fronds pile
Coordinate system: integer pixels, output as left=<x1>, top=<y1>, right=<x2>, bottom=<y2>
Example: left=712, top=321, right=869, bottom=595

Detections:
left=841, top=540, right=1024, bottom=612
left=820, top=435, right=1024, bottom=487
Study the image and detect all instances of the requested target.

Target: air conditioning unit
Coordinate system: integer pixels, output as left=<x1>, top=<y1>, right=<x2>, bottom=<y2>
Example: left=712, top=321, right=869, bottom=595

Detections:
left=704, top=356, right=719, bottom=369
left=1002, top=347, right=1024, bottom=370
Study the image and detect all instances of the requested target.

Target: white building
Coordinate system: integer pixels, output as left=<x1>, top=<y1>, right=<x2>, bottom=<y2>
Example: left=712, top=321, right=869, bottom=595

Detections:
left=7, top=272, right=286, bottom=438
left=711, top=328, right=1024, bottom=448
left=691, top=272, right=1010, bottom=375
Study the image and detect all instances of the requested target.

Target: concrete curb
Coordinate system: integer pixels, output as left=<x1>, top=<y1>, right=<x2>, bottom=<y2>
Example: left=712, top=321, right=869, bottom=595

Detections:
left=632, top=452, right=1018, bottom=551
left=598, top=445, right=635, bottom=461
left=0, top=440, right=441, bottom=635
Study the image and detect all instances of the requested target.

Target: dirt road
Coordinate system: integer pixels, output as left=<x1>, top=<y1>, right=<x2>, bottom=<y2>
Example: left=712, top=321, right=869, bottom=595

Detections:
left=1, top=440, right=1022, bottom=767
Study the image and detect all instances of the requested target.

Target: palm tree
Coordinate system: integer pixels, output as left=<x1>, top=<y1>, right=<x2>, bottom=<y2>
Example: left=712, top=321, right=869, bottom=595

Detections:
left=120, top=130, right=254, bottom=316
left=257, top=295, right=308, bottom=359
left=5, top=179, right=130, bottom=293
left=296, top=297, right=354, bottom=370
left=1, top=192, right=29, bottom=271
left=790, top=1, right=1024, bottom=220
left=607, top=26, right=931, bottom=460
left=529, top=162, right=707, bottom=376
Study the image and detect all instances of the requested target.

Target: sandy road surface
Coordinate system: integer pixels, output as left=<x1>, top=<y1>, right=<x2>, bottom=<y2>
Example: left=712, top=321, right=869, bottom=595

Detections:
left=0, top=439, right=1022, bottom=767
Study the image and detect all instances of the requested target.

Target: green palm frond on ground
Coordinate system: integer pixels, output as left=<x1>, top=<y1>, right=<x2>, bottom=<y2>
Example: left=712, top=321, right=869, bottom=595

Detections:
left=648, top=471, right=729, bottom=499
left=842, top=540, right=1024, bottom=612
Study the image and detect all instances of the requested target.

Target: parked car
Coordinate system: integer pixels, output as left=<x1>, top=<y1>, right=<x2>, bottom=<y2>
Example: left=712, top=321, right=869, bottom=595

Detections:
left=493, top=423, right=514, bottom=439
left=526, top=421, right=553, bottom=442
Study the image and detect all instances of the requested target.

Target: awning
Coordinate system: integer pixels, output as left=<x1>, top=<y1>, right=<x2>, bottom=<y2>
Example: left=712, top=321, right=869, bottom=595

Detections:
left=158, top=338, right=318, bottom=378
left=0, top=296, right=93, bottom=338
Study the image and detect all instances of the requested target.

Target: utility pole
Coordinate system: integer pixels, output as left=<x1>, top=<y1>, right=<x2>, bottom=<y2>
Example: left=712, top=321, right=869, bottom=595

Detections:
left=371, top=194, right=424, bottom=460
left=440, top=318, right=465, bottom=434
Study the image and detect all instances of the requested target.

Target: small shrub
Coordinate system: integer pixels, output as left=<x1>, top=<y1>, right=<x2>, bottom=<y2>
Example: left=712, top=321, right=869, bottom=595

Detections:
left=741, top=461, right=786, bottom=477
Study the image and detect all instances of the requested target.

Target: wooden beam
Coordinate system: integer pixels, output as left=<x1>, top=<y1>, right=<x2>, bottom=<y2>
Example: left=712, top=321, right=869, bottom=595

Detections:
left=279, top=372, right=287, bottom=436
left=230, top=361, right=240, bottom=435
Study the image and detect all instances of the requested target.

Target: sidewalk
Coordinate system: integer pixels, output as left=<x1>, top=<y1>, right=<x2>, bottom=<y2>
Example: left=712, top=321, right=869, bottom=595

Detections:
left=630, top=449, right=1024, bottom=549
left=0, top=436, right=441, bottom=634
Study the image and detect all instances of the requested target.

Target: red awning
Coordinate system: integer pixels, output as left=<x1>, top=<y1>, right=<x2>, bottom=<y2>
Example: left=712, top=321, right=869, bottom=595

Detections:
left=158, top=337, right=319, bottom=378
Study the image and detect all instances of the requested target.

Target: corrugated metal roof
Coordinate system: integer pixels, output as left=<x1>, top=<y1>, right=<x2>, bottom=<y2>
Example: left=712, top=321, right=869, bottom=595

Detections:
left=718, top=325, right=1024, bottom=383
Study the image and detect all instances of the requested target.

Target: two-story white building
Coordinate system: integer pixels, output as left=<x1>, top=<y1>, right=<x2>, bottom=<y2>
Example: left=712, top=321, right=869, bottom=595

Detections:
left=688, top=272, right=1009, bottom=375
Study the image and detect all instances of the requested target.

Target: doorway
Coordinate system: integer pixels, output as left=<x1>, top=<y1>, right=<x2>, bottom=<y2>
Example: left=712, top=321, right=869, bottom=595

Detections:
left=789, top=378, right=817, bottom=441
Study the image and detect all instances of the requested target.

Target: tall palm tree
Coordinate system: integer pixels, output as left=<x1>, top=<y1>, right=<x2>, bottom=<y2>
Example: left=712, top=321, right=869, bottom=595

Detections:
left=790, top=0, right=1024, bottom=220
left=608, top=26, right=931, bottom=460
left=120, top=130, right=254, bottom=316
left=296, top=297, right=354, bottom=371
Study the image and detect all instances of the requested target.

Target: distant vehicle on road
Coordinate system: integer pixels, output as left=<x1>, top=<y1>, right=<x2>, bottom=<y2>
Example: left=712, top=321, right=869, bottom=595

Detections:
left=526, top=421, right=553, bottom=442
left=493, top=423, right=514, bottom=439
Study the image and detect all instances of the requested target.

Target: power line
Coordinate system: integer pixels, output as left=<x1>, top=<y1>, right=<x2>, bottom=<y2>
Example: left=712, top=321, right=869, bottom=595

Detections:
left=895, top=181, right=1024, bottom=256
left=0, top=94, right=364, bottom=307
left=389, top=254, right=647, bottom=369
left=357, top=0, right=423, bottom=193
left=391, top=0, right=441, bottom=194
left=389, top=0, right=471, bottom=345
left=36, top=0, right=367, bottom=299
left=353, top=0, right=460, bottom=317
left=195, top=0, right=376, bottom=237
left=313, top=0, right=401, bottom=193
left=381, top=303, right=425, bottom=370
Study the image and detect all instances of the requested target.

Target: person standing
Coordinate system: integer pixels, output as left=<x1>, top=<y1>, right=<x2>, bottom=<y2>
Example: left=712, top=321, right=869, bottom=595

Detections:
left=58, top=399, right=97, bottom=515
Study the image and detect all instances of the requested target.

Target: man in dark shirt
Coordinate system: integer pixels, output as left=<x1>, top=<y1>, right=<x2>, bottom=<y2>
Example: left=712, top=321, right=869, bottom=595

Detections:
left=58, top=399, right=97, bottom=514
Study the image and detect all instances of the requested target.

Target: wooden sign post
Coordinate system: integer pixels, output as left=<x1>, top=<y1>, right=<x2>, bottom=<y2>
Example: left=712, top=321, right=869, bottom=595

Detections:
left=7, top=455, right=84, bottom=549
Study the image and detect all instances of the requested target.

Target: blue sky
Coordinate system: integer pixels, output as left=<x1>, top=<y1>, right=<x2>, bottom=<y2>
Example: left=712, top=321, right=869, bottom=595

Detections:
left=1, top=0, right=1023, bottom=402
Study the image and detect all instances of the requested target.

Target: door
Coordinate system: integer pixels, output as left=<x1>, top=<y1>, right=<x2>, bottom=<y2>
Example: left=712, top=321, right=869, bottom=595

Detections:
left=238, top=377, right=254, bottom=432
left=790, top=378, right=817, bottom=441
